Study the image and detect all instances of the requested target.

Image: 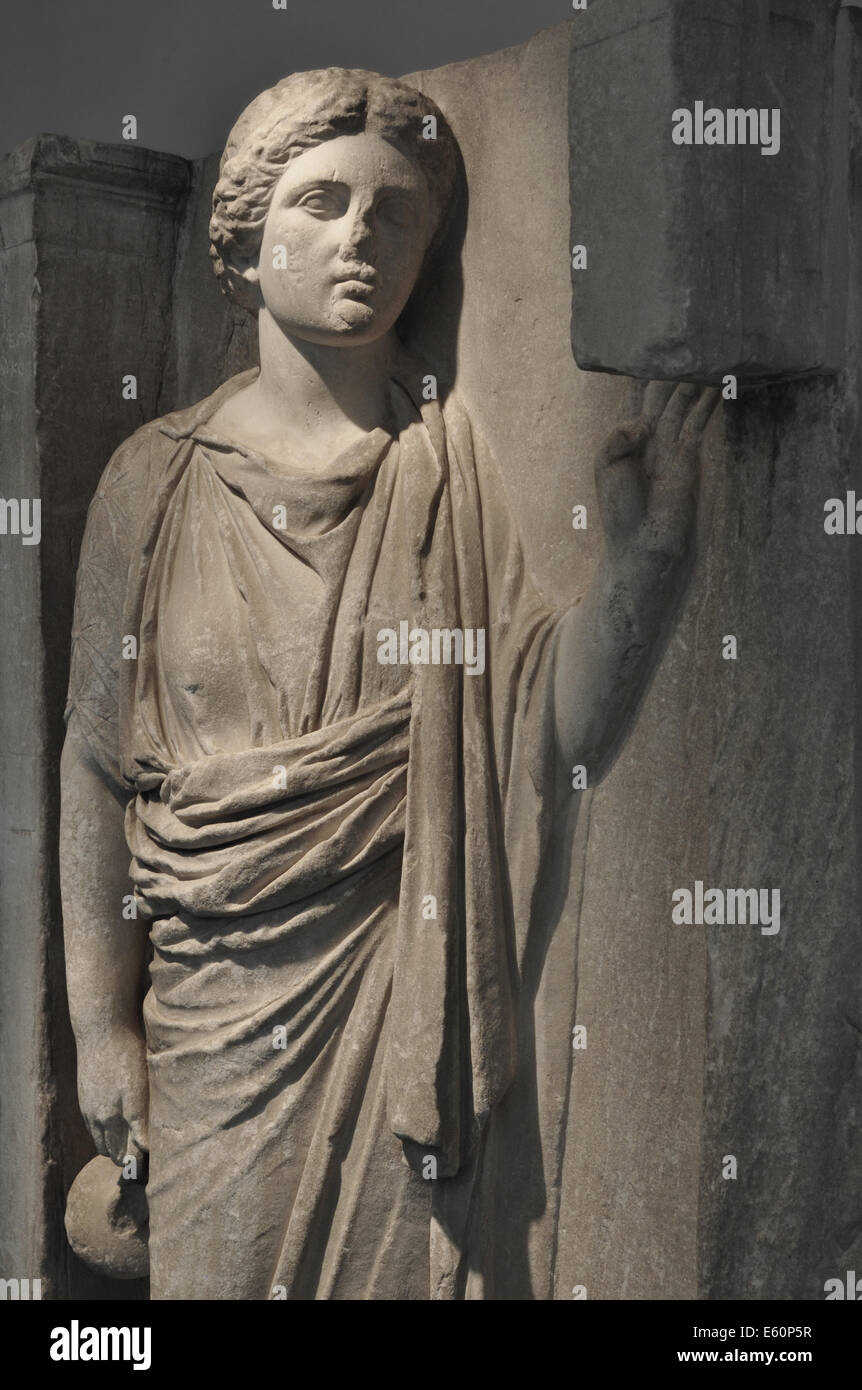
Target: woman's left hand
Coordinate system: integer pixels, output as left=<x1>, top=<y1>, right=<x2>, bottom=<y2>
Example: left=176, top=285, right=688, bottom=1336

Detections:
left=596, top=380, right=719, bottom=571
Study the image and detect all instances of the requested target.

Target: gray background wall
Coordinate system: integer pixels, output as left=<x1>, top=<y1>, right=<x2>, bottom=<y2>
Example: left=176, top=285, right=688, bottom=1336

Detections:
left=0, top=0, right=568, bottom=159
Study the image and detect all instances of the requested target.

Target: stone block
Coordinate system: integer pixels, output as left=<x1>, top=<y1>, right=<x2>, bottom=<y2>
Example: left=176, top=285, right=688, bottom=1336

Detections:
left=569, top=0, right=849, bottom=383
left=0, top=134, right=188, bottom=1297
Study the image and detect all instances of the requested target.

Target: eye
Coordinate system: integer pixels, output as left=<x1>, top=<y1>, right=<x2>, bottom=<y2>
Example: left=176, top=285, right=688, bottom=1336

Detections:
left=377, top=196, right=415, bottom=228
left=298, top=188, right=344, bottom=218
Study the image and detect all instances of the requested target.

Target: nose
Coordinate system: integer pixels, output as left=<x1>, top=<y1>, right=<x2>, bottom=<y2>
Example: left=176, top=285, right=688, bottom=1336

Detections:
left=339, top=202, right=376, bottom=262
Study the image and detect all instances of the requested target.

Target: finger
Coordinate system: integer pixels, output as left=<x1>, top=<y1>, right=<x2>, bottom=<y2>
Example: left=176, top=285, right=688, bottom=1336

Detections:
left=596, top=419, right=652, bottom=541
left=102, top=1116, right=128, bottom=1166
left=642, top=380, right=678, bottom=430
left=645, top=435, right=701, bottom=553
left=86, top=1118, right=108, bottom=1158
left=597, top=420, right=651, bottom=467
left=126, top=1113, right=149, bottom=1156
left=681, top=385, right=721, bottom=439
left=596, top=453, right=645, bottom=542
left=653, top=383, right=699, bottom=461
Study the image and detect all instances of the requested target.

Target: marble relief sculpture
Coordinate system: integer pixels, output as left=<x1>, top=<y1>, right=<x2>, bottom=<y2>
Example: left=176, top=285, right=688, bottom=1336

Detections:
left=60, top=68, right=716, bottom=1300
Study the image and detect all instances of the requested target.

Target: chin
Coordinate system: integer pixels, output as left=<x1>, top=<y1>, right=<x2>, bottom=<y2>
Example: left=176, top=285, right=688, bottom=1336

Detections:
left=329, top=308, right=394, bottom=345
left=277, top=306, right=395, bottom=349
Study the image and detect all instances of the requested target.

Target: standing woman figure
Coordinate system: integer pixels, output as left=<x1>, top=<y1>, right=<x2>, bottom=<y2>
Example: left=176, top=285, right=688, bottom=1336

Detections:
left=61, top=68, right=716, bottom=1300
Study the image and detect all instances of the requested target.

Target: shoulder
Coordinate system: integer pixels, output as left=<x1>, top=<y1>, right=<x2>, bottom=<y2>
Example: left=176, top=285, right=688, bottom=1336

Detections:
left=87, top=370, right=259, bottom=533
left=154, top=368, right=258, bottom=443
left=81, top=418, right=168, bottom=559
left=95, top=416, right=168, bottom=495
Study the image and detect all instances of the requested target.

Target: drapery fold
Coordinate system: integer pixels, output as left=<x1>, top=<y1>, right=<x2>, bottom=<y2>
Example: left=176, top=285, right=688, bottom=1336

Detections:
left=65, top=350, right=567, bottom=1295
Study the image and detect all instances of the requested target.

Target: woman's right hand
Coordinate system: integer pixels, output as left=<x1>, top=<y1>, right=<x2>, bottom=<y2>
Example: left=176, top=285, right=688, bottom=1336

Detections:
left=76, top=1026, right=149, bottom=1169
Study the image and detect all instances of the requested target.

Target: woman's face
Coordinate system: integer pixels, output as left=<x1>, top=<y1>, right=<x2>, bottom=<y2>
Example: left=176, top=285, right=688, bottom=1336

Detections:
left=248, top=131, right=435, bottom=346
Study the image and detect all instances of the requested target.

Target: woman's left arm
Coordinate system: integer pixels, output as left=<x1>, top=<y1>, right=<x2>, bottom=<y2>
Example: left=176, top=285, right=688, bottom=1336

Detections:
left=554, top=381, right=719, bottom=780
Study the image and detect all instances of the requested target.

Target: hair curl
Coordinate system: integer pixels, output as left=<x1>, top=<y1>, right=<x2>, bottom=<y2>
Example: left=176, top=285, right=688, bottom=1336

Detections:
left=209, top=68, right=458, bottom=314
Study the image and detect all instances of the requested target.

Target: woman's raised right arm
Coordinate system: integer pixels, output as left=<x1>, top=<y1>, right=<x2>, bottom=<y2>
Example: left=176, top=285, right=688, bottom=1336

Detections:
left=60, top=716, right=149, bottom=1169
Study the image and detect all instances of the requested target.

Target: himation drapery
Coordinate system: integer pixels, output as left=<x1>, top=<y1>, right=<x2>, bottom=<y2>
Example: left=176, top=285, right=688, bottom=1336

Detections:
left=65, top=354, right=576, bottom=1299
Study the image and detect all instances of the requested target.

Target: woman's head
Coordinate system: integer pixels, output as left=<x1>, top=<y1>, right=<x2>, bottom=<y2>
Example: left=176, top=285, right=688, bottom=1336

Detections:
left=210, top=68, right=458, bottom=343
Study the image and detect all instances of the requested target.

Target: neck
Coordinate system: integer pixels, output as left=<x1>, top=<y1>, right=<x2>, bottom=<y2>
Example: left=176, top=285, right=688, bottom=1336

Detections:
left=255, top=309, right=397, bottom=437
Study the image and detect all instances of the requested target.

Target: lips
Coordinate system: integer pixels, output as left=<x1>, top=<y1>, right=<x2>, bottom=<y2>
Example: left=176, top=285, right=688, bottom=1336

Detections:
left=333, top=267, right=378, bottom=295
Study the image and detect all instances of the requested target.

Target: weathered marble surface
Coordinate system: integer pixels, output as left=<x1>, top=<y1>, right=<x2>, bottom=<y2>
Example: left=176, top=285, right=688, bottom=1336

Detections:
left=154, top=26, right=709, bottom=1299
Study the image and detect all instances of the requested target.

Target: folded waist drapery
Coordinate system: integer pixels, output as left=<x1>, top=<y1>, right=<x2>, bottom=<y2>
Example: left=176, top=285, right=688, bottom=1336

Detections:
left=127, top=689, right=411, bottom=922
